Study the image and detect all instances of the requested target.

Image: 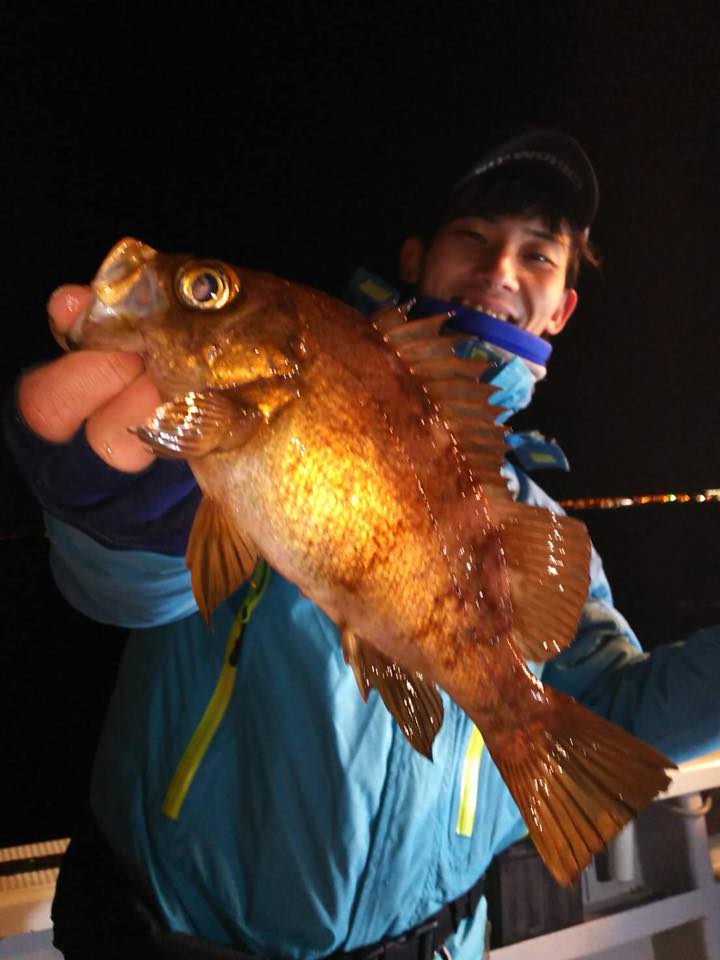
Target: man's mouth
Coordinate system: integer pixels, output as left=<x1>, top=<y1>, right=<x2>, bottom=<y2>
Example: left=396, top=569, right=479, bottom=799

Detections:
left=454, top=297, right=519, bottom=326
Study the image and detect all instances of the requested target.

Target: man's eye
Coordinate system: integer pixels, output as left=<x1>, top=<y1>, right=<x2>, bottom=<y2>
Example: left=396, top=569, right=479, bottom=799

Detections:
left=456, top=230, right=487, bottom=243
left=525, top=251, right=556, bottom=266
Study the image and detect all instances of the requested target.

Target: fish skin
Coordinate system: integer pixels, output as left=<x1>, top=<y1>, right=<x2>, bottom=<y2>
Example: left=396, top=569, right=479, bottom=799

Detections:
left=65, top=238, right=675, bottom=886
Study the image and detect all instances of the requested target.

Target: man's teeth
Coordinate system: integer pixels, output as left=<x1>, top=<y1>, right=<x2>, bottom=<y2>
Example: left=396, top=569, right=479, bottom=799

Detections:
left=458, top=299, right=514, bottom=322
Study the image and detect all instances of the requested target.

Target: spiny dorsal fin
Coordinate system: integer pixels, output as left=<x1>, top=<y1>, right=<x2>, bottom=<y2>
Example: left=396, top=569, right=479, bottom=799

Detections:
left=342, top=630, right=444, bottom=759
left=372, top=301, right=412, bottom=335
left=393, top=336, right=460, bottom=366
left=410, top=356, right=491, bottom=382
left=186, top=498, right=258, bottom=623
left=424, top=378, right=496, bottom=404
left=377, top=311, right=510, bottom=494
left=381, top=312, right=448, bottom=345
left=493, top=498, right=591, bottom=661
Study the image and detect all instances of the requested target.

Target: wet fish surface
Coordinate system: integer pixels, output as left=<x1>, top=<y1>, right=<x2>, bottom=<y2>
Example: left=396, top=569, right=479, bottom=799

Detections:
left=63, top=237, right=674, bottom=886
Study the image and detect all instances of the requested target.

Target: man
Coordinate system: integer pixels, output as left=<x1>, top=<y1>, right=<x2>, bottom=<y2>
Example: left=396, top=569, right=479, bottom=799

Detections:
left=6, top=128, right=720, bottom=959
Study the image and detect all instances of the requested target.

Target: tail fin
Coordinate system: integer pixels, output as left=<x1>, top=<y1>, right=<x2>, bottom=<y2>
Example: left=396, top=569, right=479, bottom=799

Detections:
left=480, top=687, right=675, bottom=887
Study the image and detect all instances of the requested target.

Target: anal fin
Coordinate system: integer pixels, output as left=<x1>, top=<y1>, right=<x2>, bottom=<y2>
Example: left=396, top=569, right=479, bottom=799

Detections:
left=186, top=497, right=258, bottom=622
left=342, top=631, right=444, bottom=759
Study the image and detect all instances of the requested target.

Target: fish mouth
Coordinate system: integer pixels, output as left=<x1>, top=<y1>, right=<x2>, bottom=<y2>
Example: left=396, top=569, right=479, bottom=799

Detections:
left=93, top=237, right=159, bottom=307
left=61, top=238, right=162, bottom=352
left=453, top=297, right=520, bottom=327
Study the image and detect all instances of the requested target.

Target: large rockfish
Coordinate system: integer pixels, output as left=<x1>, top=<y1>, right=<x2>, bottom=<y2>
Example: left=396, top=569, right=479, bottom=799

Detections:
left=62, top=237, right=673, bottom=886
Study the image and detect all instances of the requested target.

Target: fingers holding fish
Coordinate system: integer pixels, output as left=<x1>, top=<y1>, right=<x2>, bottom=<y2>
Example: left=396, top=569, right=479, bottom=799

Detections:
left=17, top=349, right=147, bottom=447
left=85, top=372, right=161, bottom=471
left=15, top=281, right=158, bottom=468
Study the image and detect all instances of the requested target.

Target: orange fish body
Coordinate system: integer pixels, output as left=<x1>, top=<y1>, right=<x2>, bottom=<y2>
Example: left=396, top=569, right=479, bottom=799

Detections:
left=65, top=238, right=674, bottom=886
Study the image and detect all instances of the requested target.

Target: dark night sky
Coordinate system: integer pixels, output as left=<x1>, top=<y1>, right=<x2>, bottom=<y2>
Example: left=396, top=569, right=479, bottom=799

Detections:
left=4, top=1, right=718, bottom=495
left=1, top=1, right=719, bottom=843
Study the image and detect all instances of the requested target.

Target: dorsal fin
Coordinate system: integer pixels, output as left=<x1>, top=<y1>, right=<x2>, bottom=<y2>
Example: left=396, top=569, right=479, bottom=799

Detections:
left=493, top=498, right=591, bottom=661
left=381, top=312, right=447, bottom=345
left=423, top=378, right=496, bottom=403
left=377, top=310, right=510, bottom=495
left=410, top=356, right=490, bottom=382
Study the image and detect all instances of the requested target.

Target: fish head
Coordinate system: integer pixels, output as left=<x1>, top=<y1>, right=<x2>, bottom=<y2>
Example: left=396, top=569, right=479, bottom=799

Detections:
left=64, top=237, right=304, bottom=395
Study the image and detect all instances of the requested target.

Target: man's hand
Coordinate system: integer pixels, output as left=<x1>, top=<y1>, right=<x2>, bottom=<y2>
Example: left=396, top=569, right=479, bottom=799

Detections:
left=17, top=285, right=160, bottom=472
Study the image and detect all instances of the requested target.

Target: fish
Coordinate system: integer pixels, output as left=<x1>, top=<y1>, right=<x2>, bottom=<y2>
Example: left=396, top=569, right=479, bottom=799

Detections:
left=61, top=237, right=674, bottom=886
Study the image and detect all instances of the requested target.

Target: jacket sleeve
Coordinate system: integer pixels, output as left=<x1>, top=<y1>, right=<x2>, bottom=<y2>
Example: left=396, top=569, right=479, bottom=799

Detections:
left=4, top=386, right=200, bottom=626
left=516, top=467, right=720, bottom=764
left=543, top=561, right=720, bottom=763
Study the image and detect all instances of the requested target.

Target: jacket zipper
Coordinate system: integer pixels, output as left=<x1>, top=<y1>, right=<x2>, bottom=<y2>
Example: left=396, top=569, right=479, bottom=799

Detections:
left=162, top=560, right=271, bottom=820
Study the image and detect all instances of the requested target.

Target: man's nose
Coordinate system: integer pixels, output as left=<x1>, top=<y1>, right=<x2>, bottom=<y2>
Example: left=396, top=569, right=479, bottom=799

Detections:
left=477, top=249, right=519, bottom=290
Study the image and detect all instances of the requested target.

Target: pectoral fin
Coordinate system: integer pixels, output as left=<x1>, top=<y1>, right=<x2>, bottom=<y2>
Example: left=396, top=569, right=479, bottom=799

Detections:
left=131, top=391, right=263, bottom=459
left=342, top=631, right=444, bottom=758
left=187, top=497, right=258, bottom=622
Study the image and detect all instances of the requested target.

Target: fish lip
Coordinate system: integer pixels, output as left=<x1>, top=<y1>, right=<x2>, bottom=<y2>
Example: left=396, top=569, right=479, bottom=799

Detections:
left=57, top=294, right=149, bottom=354
left=94, top=238, right=159, bottom=307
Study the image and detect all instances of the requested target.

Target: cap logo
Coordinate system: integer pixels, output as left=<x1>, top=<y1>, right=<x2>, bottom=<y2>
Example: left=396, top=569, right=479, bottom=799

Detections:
left=460, top=149, right=584, bottom=193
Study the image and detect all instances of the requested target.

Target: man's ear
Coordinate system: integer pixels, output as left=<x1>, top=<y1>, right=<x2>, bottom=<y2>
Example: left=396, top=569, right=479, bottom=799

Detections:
left=399, top=236, right=425, bottom=285
left=546, top=288, right=578, bottom=336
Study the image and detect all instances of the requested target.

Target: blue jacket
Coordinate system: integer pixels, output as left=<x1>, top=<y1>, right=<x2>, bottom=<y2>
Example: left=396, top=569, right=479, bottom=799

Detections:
left=5, top=373, right=720, bottom=959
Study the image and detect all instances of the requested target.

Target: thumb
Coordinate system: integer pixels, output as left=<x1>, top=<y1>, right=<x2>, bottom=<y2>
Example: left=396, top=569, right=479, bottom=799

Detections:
left=47, top=284, right=93, bottom=345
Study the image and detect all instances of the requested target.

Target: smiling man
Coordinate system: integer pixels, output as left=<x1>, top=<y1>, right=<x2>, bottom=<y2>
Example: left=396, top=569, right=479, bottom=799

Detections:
left=402, top=213, right=578, bottom=335
left=6, top=127, right=720, bottom=960
left=398, top=128, right=597, bottom=344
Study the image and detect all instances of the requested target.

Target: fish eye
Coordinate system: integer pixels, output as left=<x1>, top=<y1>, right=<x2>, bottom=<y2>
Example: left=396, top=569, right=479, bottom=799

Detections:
left=176, top=261, right=240, bottom=310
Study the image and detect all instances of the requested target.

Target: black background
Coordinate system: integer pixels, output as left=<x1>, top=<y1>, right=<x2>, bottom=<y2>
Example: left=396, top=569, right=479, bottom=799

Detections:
left=2, top=1, right=719, bottom=845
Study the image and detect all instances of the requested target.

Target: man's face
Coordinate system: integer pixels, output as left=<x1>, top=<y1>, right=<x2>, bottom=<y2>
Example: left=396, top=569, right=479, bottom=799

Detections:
left=400, top=214, right=578, bottom=337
